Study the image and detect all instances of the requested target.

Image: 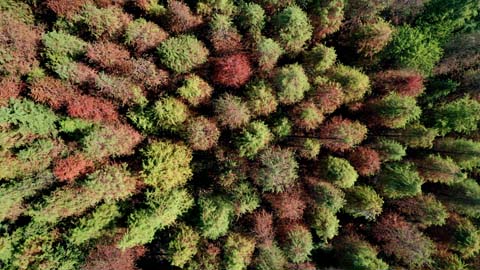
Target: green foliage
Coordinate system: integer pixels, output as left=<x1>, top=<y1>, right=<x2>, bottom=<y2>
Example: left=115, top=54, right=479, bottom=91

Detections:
left=177, top=75, right=213, bottom=106
left=394, top=194, right=448, bottom=228
left=370, top=92, right=422, bottom=128
left=344, top=185, right=383, bottom=221
left=322, top=156, right=358, bottom=189
left=283, top=226, right=313, bottom=263
left=157, top=35, right=209, bottom=73
left=68, top=202, right=121, bottom=245
left=237, top=2, right=265, bottom=39
left=387, top=123, right=438, bottom=149
left=416, top=155, right=466, bottom=184
left=256, top=37, right=283, bottom=71
left=198, top=194, right=234, bottom=240
left=167, top=224, right=200, bottom=268
left=384, top=25, right=443, bottom=75
left=378, top=162, right=423, bottom=199
left=304, top=44, right=337, bottom=74
left=76, top=4, right=130, bottom=39
left=0, top=0, right=34, bottom=24
left=141, top=140, right=193, bottom=191
left=431, top=95, right=480, bottom=135
left=154, top=97, right=189, bottom=131
left=298, top=138, right=321, bottom=159
left=274, top=64, right=310, bottom=105
left=224, top=233, right=256, bottom=270
left=370, top=139, right=406, bottom=161
left=439, top=179, right=480, bottom=218
left=311, top=180, right=345, bottom=213
left=246, top=80, right=278, bottom=117
left=330, top=64, right=370, bottom=103
left=433, top=138, right=480, bottom=170
left=271, top=117, right=292, bottom=139
left=230, top=181, right=260, bottom=216
left=312, top=206, right=339, bottom=242
left=336, top=236, right=389, bottom=270
left=196, top=0, right=236, bottom=16
left=236, top=121, right=272, bottom=159
left=119, top=188, right=194, bottom=248
left=58, top=117, right=94, bottom=136
left=255, top=242, right=288, bottom=270
left=255, top=147, right=298, bottom=193
left=450, top=217, right=480, bottom=258
left=273, top=6, right=313, bottom=54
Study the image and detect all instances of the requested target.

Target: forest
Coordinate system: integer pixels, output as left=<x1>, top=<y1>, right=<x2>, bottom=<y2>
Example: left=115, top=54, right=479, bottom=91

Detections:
left=0, top=0, right=479, bottom=269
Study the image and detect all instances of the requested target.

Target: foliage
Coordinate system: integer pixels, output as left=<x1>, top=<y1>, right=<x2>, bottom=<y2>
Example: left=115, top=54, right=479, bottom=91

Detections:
left=213, top=53, right=252, bottom=88
left=141, top=140, right=192, bottom=190
left=373, top=69, right=425, bottom=97
left=246, top=80, right=278, bottom=117
left=304, top=44, right=337, bottom=74
left=321, top=156, right=358, bottom=189
left=255, top=147, right=298, bottom=192
left=215, top=93, right=251, bottom=129
left=310, top=0, right=345, bottom=40
left=267, top=189, right=306, bottom=220
left=310, top=179, right=345, bottom=213
left=273, top=6, right=313, bottom=53
left=393, top=194, right=448, bottom=228
left=224, top=233, right=256, bottom=270
left=230, top=181, right=260, bottom=216
left=433, top=138, right=480, bottom=170
left=153, top=96, right=189, bottom=131
left=255, top=243, right=288, bottom=270
left=157, top=35, right=209, bottom=73
left=282, top=225, right=313, bottom=263
left=237, top=2, right=265, bottom=39
left=335, top=235, right=389, bottom=270
left=415, top=155, right=466, bottom=184
left=198, top=194, right=234, bottom=240
left=377, top=162, right=423, bottom=199
left=125, top=18, right=168, bottom=54
left=274, top=63, right=310, bottom=105
left=330, top=64, right=370, bottom=103
left=367, top=92, right=422, bottom=128
left=344, top=185, right=383, bottom=220
left=184, top=117, right=220, bottom=151
left=177, top=75, right=213, bottom=106
left=167, top=0, right=202, bottom=33
left=53, top=153, right=94, bottom=183
left=369, top=139, right=406, bottom=161
left=256, top=38, right=283, bottom=71
left=236, top=121, right=272, bottom=159
left=438, top=178, right=480, bottom=218
left=167, top=224, right=200, bottom=267
left=76, top=4, right=131, bottom=39
left=347, top=147, right=381, bottom=176
left=430, top=95, right=480, bottom=135
left=312, top=206, right=339, bottom=242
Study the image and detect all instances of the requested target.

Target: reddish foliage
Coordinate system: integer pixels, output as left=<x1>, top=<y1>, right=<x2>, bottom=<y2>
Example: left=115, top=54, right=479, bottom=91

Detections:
left=373, top=69, right=424, bottom=97
left=319, top=116, right=367, bottom=152
left=130, top=59, right=169, bottom=90
left=347, top=146, right=381, bottom=176
left=66, top=95, right=119, bottom=123
left=83, top=239, right=145, bottom=270
left=94, top=0, right=127, bottom=7
left=86, top=42, right=132, bottom=74
left=310, top=82, right=344, bottom=114
left=0, top=77, right=23, bottom=106
left=213, top=54, right=252, bottom=88
left=127, top=21, right=168, bottom=55
left=167, top=0, right=203, bottom=33
left=288, top=262, right=317, bottom=270
left=267, top=189, right=306, bottom=221
left=67, top=63, right=98, bottom=86
left=0, top=14, right=41, bottom=76
left=46, top=0, right=86, bottom=18
left=252, top=210, right=274, bottom=244
left=211, top=30, right=243, bottom=55
left=291, top=101, right=324, bottom=131
left=29, top=77, right=75, bottom=110
left=53, top=153, right=94, bottom=183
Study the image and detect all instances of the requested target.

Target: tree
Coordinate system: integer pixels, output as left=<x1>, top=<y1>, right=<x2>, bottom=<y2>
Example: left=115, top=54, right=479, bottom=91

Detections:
left=319, top=116, right=367, bottom=152
left=372, top=213, right=435, bottom=268
left=46, top=0, right=85, bottom=18
left=329, top=64, right=370, bottom=103
left=392, top=194, right=448, bottom=228
left=447, top=216, right=480, bottom=258
left=373, top=69, right=424, bottom=97
left=274, top=64, right=311, bottom=105
left=311, top=206, right=339, bottom=242
left=184, top=117, right=220, bottom=151
left=246, top=80, right=278, bottom=117
left=309, top=179, right=346, bottom=213
left=303, top=44, right=337, bottom=74
left=86, top=41, right=132, bottom=74
left=167, top=224, right=200, bottom=268
left=255, top=242, right=288, bottom=270
left=415, top=155, right=466, bottom=184
left=267, top=189, right=306, bottom=220
left=209, top=14, right=242, bottom=54
left=273, top=6, right=313, bottom=54
left=366, top=92, right=422, bottom=129
left=437, top=178, right=480, bottom=218
left=198, top=194, right=234, bottom=240
left=334, top=235, right=389, bottom=270
left=377, top=162, right=423, bottom=199
left=230, top=181, right=260, bottom=216
left=52, top=153, right=94, bottom=183
left=430, top=95, right=480, bottom=135
left=252, top=210, right=274, bottom=244
left=349, top=18, right=393, bottom=58
left=236, top=121, right=272, bottom=159
left=368, top=139, right=406, bottom=162
left=254, top=147, right=298, bottom=193
left=308, top=81, right=344, bottom=114
left=214, top=93, right=251, bottom=129
left=310, top=0, right=345, bottom=40
left=95, top=73, right=145, bottom=106
left=157, top=35, right=209, bottom=73
left=256, top=38, right=283, bottom=71
left=383, top=25, right=442, bottom=75
left=223, top=233, right=256, bottom=270
left=347, top=147, right=381, bottom=176
left=76, top=4, right=131, bottom=39
left=66, top=95, right=119, bottom=123
left=435, top=32, right=480, bottom=75
left=141, top=140, right=193, bottom=191
left=119, top=188, right=194, bottom=248
left=281, top=225, right=313, bottom=264
left=381, top=123, right=438, bottom=148
left=153, top=97, right=189, bottom=131
left=292, top=101, right=324, bottom=131
left=433, top=138, right=480, bottom=170
left=177, top=75, right=213, bottom=106
left=29, top=76, right=75, bottom=110
left=124, top=18, right=168, bottom=55
left=237, top=2, right=265, bottom=40
left=167, top=0, right=202, bottom=33
left=213, top=53, right=252, bottom=88
left=344, top=185, right=383, bottom=221
left=321, top=156, right=358, bottom=189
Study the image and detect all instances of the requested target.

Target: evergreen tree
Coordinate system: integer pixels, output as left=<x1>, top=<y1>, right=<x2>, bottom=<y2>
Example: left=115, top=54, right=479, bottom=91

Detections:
left=236, top=121, right=272, bottom=159
left=430, top=95, right=480, bottom=135
left=198, top=194, right=234, bottom=240
left=167, top=224, right=200, bottom=268
left=344, top=185, right=383, bottom=221
left=377, top=162, right=423, bottom=199
left=274, top=63, right=311, bottom=105
left=273, top=6, right=313, bottom=53
left=321, top=156, right=358, bottom=189
left=255, top=147, right=299, bottom=193
left=335, top=235, right=389, bottom=270
left=223, top=233, right=256, bottom=270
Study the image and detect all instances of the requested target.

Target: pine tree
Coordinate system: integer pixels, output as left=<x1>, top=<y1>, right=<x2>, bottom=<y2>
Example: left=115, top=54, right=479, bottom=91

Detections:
left=344, top=185, right=383, bottom=221
left=377, top=162, right=423, bottom=199
left=254, top=147, right=298, bottom=193
left=321, top=156, right=358, bottom=189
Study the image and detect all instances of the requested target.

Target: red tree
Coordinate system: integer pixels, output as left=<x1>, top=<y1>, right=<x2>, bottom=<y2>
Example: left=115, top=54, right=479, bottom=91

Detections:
left=29, top=77, right=75, bottom=110
left=0, top=77, right=23, bottom=106
left=252, top=210, right=274, bottom=244
left=267, top=189, right=306, bottom=221
left=68, top=63, right=98, bottom=86
left=66, top=95, right=119, bottom=123
left=309, top=82, right=344, bottom=114
left=53, top=153, right=94, bottom=183
left=86, top=42, right=133, bottom=74
left=373, top=69, right=424, bottom=97
left=319, top=116, right=368, bottom=152
left=213, top=54, right=252, bottom=88
left=167, top=0, right=203, bottom=33
left=46, top=0, right=86, bottom=18
left=347, top=146, right=381, bottom=176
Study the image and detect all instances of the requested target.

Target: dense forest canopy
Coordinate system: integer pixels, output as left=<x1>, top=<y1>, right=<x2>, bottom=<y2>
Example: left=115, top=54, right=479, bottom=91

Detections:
left=0, top=0, right=480, bottom=269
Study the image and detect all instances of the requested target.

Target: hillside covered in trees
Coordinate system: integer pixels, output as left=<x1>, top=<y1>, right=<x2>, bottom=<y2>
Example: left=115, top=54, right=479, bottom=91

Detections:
left=0, top=0, right=480, bottom=269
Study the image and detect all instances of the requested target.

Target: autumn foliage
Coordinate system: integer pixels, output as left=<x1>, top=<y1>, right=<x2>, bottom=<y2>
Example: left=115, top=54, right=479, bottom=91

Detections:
left=53, top=153, right=94, bottom=183
left=213, top=54, right=252, bottom=88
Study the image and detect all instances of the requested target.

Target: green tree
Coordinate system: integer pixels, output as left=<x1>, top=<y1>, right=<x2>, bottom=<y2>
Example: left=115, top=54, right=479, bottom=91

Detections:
left=237, top=2, right=265, bottom=40
left=255, top=147, right=299, bottom=193
left=368, top=92, right=422, bottom=128
left=378, top=162, right=423, bottom=199
left=335, top=235, right=389, bottom=270
left=223, top=233, right=256, bottom=270
left=256, top=38, right=283, bottom=71
left=167, top=224, right=200, bottom=268
left=236, top=121, right=272, bottom=159
left=310, top=179, right=346, bottom=213
left=177, top=75, right=213, bottom=106
left=246, top=80, right=278, bottom=117
left=310, top=0, right=345, bottom=39
left=382, top=123, right=438, bottom=148
left=430, top=95, right=480, bottom=135
left=119, top=188, right=194, bottom=248
left=312, top=206, right=339, bottom=242
left=344, top=185, right=383, bottom=221
left=273, top=6, right=313, bottom=54
left=330, top=64, right=370, bottom=103
left=415, top=155, right=466, bottom=184
left=141, top=140, right=193, bottom=191
left=154, top=97, right=189, bottom=131
left=76, top=4, right=131, bottom=39
left=383, top=25, right=443, bottom=75
left=369, top=139, right=406, bottom=162
left=433, top=138, right=480, bottom=170
left=274, top=63, right=311, bottom=105
left=198, top=194, right=234, bottom=240
left=449, top=217, right=480, bottom=258
left=438, top=179, right=480, bottom=218
left=321, top=156, right=358, bottom=189
left=393, top=194, right=448, bottom=228
left=255, top=242, right=287, bottom=270
left=319, top=116, right=368, bottom=152
left=157, top=35, right=209, bottom=73
left=282, top=226, right=313, bottom=263
left=230, top=181, right=260, bottom=216
left=303, top=44, right=337, bottom=74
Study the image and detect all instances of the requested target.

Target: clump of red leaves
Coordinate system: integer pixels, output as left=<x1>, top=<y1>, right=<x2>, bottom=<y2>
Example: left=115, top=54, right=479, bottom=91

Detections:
left=213, top=54, right=252, bottom=88
left=252, top=210, right=274, bottom=245
left=46, top=0, right=86, bottom=18
left=86, top=42, right=133, bottom=74
left=0, top=77, right=23, bottom=106
left=29, top=77, right=75, bottom=110
left=347, top=146, right=381, bottom=176
left=373, top=69, right=424, bottom=97
left=53, top=153, right=94, bottom=183
left=167, top=0, right=203, bottom=33
left=66, top=95, right=119, bottom=123
left=267, top=189, right=306, bottom=221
